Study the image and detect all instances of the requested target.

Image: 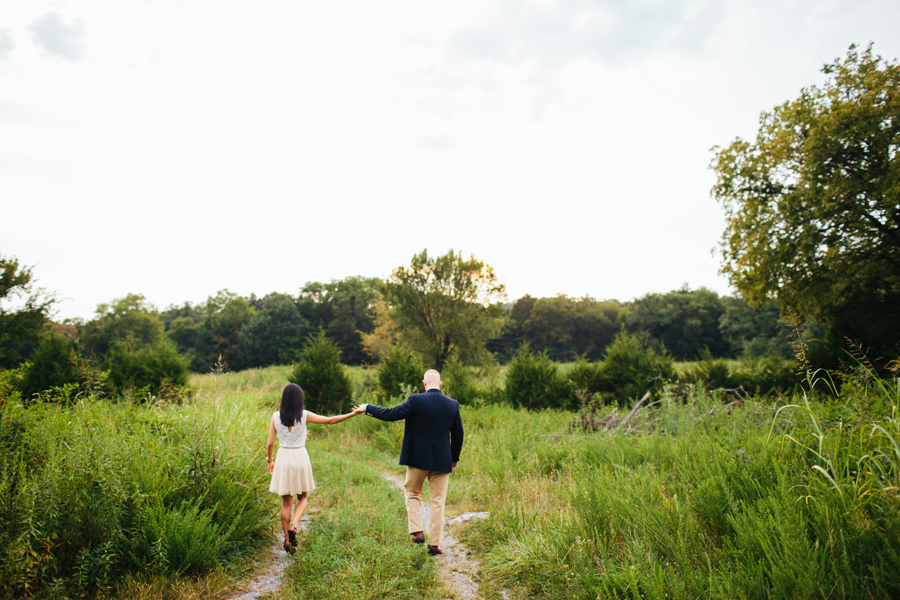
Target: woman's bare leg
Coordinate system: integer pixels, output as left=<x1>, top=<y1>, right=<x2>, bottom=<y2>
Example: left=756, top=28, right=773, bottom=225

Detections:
left=291, top=492, right=308, bottom=532
left=280, top=495, right=293, bottom=546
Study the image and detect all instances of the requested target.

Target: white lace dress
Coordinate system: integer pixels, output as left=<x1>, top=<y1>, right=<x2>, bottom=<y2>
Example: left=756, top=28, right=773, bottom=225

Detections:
left=268, top=410, right=316, bottom=495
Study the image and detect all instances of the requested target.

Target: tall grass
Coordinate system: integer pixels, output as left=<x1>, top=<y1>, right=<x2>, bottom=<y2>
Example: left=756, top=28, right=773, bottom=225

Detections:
left=0, top=366, right=282, bottom=598
left=448, top=375, right=900, bottom=599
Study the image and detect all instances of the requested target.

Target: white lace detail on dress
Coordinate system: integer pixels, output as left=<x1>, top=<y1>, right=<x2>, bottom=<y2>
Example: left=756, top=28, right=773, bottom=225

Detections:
left=273, top=410, right=309, bottom=448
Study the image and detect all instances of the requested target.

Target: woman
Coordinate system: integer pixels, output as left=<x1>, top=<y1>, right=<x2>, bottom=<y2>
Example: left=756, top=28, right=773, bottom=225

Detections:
left=267, top=383, right=363, bottom=553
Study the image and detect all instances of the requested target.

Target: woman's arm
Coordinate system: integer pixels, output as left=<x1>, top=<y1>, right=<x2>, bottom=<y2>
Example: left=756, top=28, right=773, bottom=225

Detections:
left=306, top=406, right=365, bottom=425
left=266, top=420, right=276, bottom=475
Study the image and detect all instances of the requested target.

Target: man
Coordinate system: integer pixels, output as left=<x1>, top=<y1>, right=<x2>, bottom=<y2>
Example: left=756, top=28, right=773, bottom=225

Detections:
left=355, top=369, right=464, bottom=555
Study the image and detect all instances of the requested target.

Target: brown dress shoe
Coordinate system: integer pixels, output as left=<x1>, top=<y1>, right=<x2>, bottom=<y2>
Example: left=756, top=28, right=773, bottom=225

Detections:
left=410, top=531, right=425, bottom=544
left=427, top=545, right=442, bottom=555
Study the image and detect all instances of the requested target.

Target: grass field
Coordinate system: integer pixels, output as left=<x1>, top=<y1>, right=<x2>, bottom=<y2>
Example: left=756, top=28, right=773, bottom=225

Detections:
left=1, top=362, right=898, bottom=599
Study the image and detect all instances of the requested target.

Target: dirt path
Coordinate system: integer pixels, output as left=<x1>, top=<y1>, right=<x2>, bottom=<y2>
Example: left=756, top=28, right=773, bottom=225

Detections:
left=382, top=473, right=506, bottom=600
left=225, top=515, right=311, bottom=600
left=226, top=476, right=506, bottom=600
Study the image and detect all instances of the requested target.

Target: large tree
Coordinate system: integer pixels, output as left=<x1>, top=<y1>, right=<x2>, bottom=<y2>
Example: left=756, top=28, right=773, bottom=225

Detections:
left=237, top=292, right=311, bottom=368
left=80, top=294, right=164, bottom=357
left=0, top=256, right=53, bottom=368
left=297, top=276, right=380, bottom=365
left=383, top=249, right=506, bottom=369
left=625, top=287, right=729, bottom=360
left=711, top=44, right=900, bottom=358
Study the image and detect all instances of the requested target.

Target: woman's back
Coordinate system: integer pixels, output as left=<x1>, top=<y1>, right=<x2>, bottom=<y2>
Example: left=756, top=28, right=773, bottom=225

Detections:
left=273, top=410, right=309, bottom=448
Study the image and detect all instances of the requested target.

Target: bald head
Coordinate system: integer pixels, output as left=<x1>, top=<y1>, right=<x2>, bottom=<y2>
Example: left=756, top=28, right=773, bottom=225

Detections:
left=423, top=369, right=442, bottom=390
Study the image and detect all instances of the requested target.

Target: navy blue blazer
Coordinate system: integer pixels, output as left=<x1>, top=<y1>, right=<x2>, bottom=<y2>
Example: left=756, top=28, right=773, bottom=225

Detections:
left=365, top=388, right=464, bottom=473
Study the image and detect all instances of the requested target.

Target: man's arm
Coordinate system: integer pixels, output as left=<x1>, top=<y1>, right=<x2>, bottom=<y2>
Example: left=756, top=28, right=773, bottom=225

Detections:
left=450, top=408, right=464, bottom=464
left=362, top=398, right=415, bottom=422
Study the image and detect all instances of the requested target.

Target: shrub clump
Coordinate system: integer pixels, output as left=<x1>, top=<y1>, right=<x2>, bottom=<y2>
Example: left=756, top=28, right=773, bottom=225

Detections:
left=376, top=346, right=423, bottom=400
left=440, top=356, right=482, bottom=404
left=505, top=343, right=574, bottom=410
left=290, top=331, right=353, bottom=414
left=595, top=332, right=675, bottom=404
left=107, top=339, right=188, bottom=399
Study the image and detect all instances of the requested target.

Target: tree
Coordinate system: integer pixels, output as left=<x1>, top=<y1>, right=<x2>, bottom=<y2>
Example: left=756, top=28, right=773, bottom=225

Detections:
left=17, top=332, right=78, bottom=400
left=0, top=256, right=53, bottom=369
left=107, top=338, right=188, bottom=398
left=202, top=290, right=256, bottom=369
left=237, top=292, right=311, bottom=368
left=711, top=44, right=900, bottom=358
left=383, top=249, right=506, bottom=370
left=625, top=287, right=729, bottom=360
left=79, top=294, right=163, bottom=357
left=289, top=331, right=353, bottom=414
left=504, top=343, right=573, bottom=410
left=297, top=277, right=380, bottom=365
left=522, top=295, right=621, bottom=361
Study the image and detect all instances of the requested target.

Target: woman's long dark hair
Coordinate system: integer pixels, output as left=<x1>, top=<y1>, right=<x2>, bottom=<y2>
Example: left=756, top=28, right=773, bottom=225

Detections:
left=279, top=383, right=305, bottom=427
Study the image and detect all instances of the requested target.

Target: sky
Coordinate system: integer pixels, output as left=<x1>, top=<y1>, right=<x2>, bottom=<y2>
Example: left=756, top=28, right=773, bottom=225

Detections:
left=2, top=0, right=899, bottom=321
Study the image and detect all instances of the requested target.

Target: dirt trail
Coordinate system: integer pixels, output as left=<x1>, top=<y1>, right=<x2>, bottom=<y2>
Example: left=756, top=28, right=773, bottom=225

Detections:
left=226, top=515, right=311, bottom=600
left=382, top=473, right=506, bottom=600
left=227, top=477, right=505, bottom=600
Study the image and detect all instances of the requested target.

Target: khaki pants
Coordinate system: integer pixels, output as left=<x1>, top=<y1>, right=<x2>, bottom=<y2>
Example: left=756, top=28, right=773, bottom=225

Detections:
left=404, top=466, right=450, bottom=546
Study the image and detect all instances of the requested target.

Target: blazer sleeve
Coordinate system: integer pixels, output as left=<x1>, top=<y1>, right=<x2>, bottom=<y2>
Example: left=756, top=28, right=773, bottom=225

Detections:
left=450, top=408, right=464, bottom=463
left=365, top=398, right=415, bottom=422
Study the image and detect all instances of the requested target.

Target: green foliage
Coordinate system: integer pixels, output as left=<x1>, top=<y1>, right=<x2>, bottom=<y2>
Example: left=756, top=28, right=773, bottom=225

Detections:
left=505, top=343, right=574, bottom=410
left=567, top=356, right=603, bottom=396
left=0, top=395, right=271, bottom=598
left=440, top=356, right=480, bottom=404
left=237, top=292, right=311, bottom=369
left=202, top=289, right=257, bottom=370
left=298, top=276, right=380, bottom=366
left=376, top=346, right=423, bottom=400
left=489, top=294, right=623, bottom=363
left=626, top=287, right=729, bottom=360
left=712, top=43, right=900, bottom=359
left=455, top=369, right=900, bottom=600
left=16, top=331, right=79, bottom=400
left=80, top=294, right=164, bottom=357
left=383, top=249, right=506, bottom=369
left=521, top=295, right=621, bottom=362
left=596, top=331, right=675, bottom=404
left=107, top=339, right=189, bottom=398
left=0, top=255, right=53, bottom=369
left=289, top=331, right=353, bottom=414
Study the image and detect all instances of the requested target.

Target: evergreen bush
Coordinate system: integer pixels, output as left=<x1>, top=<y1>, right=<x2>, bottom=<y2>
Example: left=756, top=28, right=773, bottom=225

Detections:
left=596, top=332, right=675, bottom=404
left=289, top=331, right=353, bottom=414
left=567, top=356, right=603, bottom=396
left=376, top=346, right=423, bottom=400
left=440, top=356, right=480, bottom=404
left=505, top=343, right=574, bottom=410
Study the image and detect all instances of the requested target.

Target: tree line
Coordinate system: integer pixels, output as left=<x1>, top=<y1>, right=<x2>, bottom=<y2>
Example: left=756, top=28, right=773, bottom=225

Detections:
left=2, top=248, right=811, bottom=401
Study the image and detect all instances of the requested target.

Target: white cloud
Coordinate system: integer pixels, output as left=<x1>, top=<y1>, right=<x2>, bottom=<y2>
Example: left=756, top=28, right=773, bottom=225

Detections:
left=0, top=29, right=13, bottom=60
left=29, top=11, right=87, bottom=61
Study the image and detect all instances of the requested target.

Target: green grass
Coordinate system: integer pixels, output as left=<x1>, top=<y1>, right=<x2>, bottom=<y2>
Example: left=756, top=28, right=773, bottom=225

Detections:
left=3, top=361, right=898, bottom=599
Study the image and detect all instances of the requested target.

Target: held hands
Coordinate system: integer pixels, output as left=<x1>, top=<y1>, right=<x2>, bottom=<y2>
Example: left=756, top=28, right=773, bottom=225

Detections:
left=352, top=404, right=367, bottom=415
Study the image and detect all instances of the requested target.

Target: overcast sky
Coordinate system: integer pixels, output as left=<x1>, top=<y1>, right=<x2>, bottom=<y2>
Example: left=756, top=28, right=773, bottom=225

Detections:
left=2, top=0, right=898, bottom=321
